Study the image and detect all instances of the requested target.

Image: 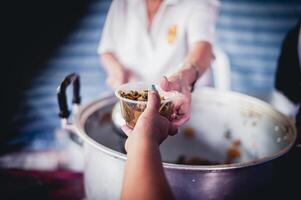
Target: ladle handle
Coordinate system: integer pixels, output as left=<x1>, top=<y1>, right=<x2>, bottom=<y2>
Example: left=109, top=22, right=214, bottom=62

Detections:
left=57, top=73, right=81, bottom=118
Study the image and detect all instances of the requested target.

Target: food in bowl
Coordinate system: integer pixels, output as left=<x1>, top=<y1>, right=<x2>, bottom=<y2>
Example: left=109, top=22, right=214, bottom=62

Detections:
left=115, top=83, right=176, bottom=129
left=118, top=90, right=172, bottom=128
left=118, top=90, right=166, bottom=101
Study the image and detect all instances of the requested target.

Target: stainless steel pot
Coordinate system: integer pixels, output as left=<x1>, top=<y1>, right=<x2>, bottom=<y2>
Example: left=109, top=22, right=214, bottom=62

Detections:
left=57, top=74, right=297, bottom=200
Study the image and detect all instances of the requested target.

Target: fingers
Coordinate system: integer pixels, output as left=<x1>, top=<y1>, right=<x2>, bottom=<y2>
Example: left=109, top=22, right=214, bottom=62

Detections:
left=121, top=125, right=133, bottom=137
left=146, top=85, right=161, bottom=113
left=124, top=139, right=130, bottom=153
left=169, top=123, right=178, bottom=136
left=171, top=114, right=190, bottom=127
left=160, top=76, right=180, bottom=91
left=160, top=76, right=170, bottom=91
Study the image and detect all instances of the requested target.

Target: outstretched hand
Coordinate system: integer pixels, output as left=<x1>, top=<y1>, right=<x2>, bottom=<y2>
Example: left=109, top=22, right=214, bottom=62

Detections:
left=160, top=75, right=191, bottom=127
left=122, top=85, right=178, bottom=152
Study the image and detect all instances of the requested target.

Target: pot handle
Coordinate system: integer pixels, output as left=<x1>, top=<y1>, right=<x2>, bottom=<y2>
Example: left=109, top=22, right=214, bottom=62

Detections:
left=57, top=73, right=83, bottom=145
left=57, top=73, right=81, bottom=118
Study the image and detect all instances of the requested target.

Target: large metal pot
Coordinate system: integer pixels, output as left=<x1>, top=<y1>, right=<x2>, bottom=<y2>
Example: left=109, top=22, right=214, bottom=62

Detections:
left=57, top=74, right=297, bottom=200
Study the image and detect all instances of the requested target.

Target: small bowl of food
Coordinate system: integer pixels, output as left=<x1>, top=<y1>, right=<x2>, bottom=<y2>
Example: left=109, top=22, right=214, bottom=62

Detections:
left=115, top=82, right=177, bottom=129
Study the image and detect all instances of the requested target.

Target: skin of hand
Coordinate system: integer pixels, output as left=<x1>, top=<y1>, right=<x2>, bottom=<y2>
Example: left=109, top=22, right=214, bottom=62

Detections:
left=120, top=86, right=176, bottom=200
left=160, top=41, right=213, bottom=127
left=101, top=52, right=135, bottom=90
left=121, top=86, right=178, bottom=151
left=160, top=75, right=191, bottom=127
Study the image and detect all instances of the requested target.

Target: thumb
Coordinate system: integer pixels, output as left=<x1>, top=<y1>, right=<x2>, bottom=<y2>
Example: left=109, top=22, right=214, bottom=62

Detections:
left=160, top=76, right=172, bottom=91
left=146, top=84, right=161, bottom=113
left=160, top=76, right=181, bottom=91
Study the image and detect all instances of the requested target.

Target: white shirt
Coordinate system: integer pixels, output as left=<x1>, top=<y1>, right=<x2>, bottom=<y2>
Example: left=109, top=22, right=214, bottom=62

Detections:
left=98, top=0, right=219, bottom=83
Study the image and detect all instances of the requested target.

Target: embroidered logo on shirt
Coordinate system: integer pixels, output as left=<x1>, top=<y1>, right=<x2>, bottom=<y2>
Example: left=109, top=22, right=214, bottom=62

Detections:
left=167, top=25, right=177, bottom=44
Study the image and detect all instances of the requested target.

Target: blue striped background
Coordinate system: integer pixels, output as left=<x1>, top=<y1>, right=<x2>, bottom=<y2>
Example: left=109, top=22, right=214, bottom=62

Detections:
left=216, top=0, right=301, bottom=99
left=8, top=0, right=301, bottom=150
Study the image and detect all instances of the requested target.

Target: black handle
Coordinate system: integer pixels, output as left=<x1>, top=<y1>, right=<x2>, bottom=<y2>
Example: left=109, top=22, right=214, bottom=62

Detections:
left=57, top=73, right=81, bottom=118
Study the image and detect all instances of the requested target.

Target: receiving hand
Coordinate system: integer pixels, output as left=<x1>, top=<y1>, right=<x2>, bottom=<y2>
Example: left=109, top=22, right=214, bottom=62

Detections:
left=160, top=75, right=191, bottom=127
left=122, top=85, right=178, bottom=152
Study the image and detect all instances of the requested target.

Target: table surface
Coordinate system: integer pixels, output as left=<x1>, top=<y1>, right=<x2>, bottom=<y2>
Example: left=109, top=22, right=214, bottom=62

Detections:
left=0, top=147, right=300, bottom=200
left=0, top=169, right=85, bottom=200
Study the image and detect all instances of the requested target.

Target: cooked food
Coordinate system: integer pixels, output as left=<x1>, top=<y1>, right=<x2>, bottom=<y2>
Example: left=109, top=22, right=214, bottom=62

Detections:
left=118, top=90, right=165, bottom=101
left=225, top=148, right=241, bottom=164
left=183, top=127, right=195, bottom=138
left=225, top=139, right=241, bottom=164
left=232, top=139, right=241, bottom=147
left=118, top=90, right=173, bottom=129
left=99, top=112, right=112, bottom=124
left=175, top=155, right=220, bottom=165
left=175, top=139, right=242, bottom=166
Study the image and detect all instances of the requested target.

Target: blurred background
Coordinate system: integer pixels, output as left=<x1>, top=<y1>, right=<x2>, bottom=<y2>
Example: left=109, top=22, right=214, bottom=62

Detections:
left=0, top=0, right=301, bottom=169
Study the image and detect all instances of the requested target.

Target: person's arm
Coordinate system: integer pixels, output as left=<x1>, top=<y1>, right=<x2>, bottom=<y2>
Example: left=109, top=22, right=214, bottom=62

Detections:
left=169, top=41, right=213, bottom=91
left=121, top=135, right=173, bottom=200
left=161, top=1, right=218, bottom=126
left=101, top=52, right=132, bottom=89
left=98, top=0, right=133, bottom=89
left=121, top=86, right=175, bottom=200
left=160, top=41, right=213, bottom=126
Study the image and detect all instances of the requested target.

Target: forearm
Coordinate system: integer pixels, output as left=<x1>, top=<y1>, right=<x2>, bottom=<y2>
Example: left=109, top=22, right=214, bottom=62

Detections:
left=178, top=41, right=213, bottom=87
left=100, top=52, right=124, bottom=74
left=121, top=137, right=173, bottom=200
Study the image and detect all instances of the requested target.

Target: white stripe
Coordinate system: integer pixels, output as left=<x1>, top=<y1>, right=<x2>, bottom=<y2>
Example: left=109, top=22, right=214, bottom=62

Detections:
left=47, top=56, right=100, bottom=66
left=31, top=71, right=104, bottom=84
left=232, top=72, right=274, bottom=83
left=68, top=30, right=101, bottom=41
left=58, top=43, right=99, bottom=54
left=218, top=16, right=297, bottom=30
left=222, top=2, right=301, bottom=13
left=217, top=29, right=285, bottom=44
left=223, top=43, right=280, bottom=57
left=79, top=15, right=106, bottom=25
left=231, top=58, right=277, bottom=70
left=21, top=119, right=57, bottom=131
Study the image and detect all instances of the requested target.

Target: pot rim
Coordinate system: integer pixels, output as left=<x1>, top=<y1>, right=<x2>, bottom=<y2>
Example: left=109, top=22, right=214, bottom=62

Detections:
left=74, top=89, right=297, bottom=171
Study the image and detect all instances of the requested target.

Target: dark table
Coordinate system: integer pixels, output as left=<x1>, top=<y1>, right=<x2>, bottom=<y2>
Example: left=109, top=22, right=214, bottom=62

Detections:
left=0, top=169, right=85, bottom=200
left=0, top=147, right=300, bottom=200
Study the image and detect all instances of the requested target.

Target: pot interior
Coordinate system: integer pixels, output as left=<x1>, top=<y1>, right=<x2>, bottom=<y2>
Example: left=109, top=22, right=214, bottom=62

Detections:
left=83, top=89, right=296, bottom=166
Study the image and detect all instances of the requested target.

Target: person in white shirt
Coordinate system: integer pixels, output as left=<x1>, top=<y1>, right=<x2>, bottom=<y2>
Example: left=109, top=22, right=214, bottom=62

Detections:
left=98, top=0, right=219, bottom=126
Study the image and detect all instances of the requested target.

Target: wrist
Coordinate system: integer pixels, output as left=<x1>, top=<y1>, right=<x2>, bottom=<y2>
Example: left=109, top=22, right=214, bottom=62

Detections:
left=128, top=132, right=159, bottom=152
left=178, top=64, right=200, bottom=91
left=108, top=63, right=124, bottom=75
left=133, top=130, right=159, bottom=144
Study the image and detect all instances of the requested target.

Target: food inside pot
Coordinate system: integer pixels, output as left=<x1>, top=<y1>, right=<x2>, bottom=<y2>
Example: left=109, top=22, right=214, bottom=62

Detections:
left=99, top=112, right=112, bottom=124
left=175, top=145, right=241, bottom=166
left=225, top=140, right=241, bottom=164
left=183, top=127, right=195, bottom=138
left=118, top=90, right=173, bottom=129
left=173, top=132, right=242, bottom=165
left=175, top=155, right=220, bottom=165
